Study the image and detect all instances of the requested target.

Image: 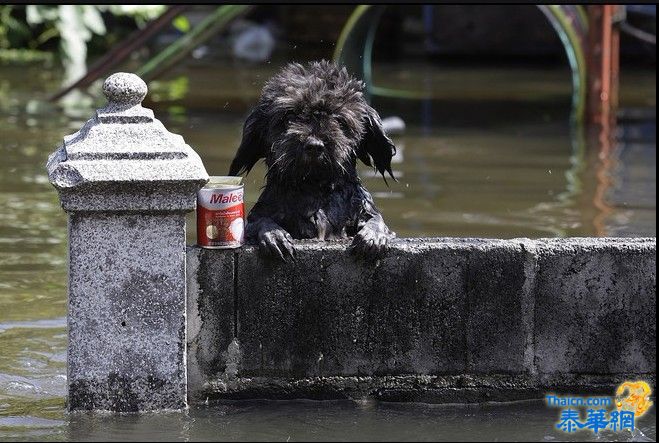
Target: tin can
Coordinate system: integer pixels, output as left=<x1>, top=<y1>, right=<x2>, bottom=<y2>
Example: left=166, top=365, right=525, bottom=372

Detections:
left=197, top=176, right=245, bottom=249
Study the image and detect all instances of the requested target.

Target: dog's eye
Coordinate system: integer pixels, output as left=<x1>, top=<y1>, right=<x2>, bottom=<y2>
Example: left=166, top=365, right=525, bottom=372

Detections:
left=274, top=112, right=293, bottom=127
left=337, top=118, right=351, bottom=134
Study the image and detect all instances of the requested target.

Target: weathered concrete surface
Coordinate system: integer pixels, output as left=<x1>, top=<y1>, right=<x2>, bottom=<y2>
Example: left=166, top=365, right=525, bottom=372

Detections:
left=47, top=73, right=208, bottom=412
left=237, top=240, right=470, bottom=377
left=186, top=247, right=234, bottom=394
left=187, top=237, right=656, bottom=403
left=533, top=238, right=656, bottom=374
left=204, top=373, right=656, bottom=403
left=465, top=241, right=527, bottom=373
left=68, top=213, right=187, bottom=411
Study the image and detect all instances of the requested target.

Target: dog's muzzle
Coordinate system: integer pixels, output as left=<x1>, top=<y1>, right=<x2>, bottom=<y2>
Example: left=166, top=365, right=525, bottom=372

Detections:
left=302, top=138, right=326, bottom=165
left=304, top=137, right=324, bottom=153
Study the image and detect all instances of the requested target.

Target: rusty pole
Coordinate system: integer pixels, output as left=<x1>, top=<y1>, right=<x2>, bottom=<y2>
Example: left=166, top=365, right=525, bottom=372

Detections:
left=586, top=5, right=624, bottom=235
left=586, top=4, right=622, bottom=127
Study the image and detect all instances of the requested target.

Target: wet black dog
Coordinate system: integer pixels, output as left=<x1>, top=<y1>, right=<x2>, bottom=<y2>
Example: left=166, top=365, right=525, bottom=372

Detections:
left=228, top=60, right=396, bottom=260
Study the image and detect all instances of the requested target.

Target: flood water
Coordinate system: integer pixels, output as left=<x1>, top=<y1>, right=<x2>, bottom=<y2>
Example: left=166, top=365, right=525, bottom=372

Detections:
left=0, top=57, right=655, bottom=442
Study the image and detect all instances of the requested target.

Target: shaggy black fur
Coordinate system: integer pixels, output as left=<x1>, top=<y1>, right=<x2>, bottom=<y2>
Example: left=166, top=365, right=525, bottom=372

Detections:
left=229, top=60, right=396, bottom=260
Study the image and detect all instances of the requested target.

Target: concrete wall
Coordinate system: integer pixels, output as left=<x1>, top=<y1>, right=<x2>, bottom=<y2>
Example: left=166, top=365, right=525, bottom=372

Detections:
left=186, top=238, right=656, bottom=403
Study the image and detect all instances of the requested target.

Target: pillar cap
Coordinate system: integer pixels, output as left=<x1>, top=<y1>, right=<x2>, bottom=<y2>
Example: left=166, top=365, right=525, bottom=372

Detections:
left=102, top=72, right=147, bottom=107
left=46, top=72, right=209, bottom=212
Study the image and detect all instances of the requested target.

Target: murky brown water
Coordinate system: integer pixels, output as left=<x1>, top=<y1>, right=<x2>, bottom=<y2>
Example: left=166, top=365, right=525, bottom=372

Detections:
left=0, top=57, right=655, bottom=441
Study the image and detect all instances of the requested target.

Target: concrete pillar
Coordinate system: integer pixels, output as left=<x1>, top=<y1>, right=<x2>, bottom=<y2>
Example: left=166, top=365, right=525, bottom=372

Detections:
left=46, top=73, right=209, bottom=412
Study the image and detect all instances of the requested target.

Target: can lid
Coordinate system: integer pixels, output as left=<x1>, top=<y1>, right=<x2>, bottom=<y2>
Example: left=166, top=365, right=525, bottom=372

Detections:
left=206, top=176, right=244, bottom=187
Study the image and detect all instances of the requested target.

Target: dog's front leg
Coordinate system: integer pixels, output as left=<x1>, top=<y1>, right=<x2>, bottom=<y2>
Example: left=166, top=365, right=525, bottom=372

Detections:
left=247, top=217, right=295, bottom=261
left=349, top=188, right=395, bottom=260
left=351, top=214, right=395, bottom=259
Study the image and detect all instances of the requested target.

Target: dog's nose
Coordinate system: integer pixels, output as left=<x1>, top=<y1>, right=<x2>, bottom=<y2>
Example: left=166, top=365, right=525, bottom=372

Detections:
left=304, top=138, right=324, bottom=152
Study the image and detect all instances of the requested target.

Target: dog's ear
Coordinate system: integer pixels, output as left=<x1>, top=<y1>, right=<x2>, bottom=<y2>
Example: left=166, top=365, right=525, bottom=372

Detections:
left=356, top=105, right=396, bottom=183
left=229, top=107, right=267, bottom=176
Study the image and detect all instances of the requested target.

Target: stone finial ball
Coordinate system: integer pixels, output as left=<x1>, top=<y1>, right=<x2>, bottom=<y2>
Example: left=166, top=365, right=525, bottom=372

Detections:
left=102, top=72, right=147, bottom=106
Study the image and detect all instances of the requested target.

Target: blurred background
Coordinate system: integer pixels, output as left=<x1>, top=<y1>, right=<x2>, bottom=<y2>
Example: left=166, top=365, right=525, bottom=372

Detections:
left=0, top=4, right=656, bottom=441
left=1, top=5, right=655, bottom=239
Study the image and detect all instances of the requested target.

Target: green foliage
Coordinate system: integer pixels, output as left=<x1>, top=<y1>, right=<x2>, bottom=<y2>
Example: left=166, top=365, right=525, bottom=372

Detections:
left=0, top=5, right=165, bottom=80
left=0, top=48, right=52, bottom=63
left=150, top=76, right=189, bottom=102
left=0, top=6, right=31, bottom=49
left=32, top=6, right=107, bottom=80
left=99, top=5, right=166, bottom=27
left=172, top=15, right=191, bottom=33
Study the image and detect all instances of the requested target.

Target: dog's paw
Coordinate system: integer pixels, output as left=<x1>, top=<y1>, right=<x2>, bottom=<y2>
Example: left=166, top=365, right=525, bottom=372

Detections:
left=258, top=227, right=295, bottom=261
left=349, top=226, right=391, bottom=261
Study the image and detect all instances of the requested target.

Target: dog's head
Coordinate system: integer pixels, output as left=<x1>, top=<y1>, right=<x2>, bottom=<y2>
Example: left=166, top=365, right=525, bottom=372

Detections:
left=229, top=60, right=396, bottom=185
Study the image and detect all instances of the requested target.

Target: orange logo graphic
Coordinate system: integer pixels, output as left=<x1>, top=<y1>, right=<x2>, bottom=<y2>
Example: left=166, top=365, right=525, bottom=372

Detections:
left=616, top=381, right=653, bottom=417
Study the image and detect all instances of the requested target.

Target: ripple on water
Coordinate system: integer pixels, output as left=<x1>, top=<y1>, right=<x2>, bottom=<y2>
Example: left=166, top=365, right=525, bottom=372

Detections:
left=0, top=416, right=66, bottom=442
left=0, top=373, right=66, bottom=399
left=0, top=318, right=66, bottom=334
left=0, top=415, right=65, bottom=428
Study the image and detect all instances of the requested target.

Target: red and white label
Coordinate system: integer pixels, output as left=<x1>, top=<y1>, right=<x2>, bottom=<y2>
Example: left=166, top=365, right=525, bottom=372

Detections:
left=198, top=190, right=244, bottom=209
left=197, top=186, right=245, bottom=248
